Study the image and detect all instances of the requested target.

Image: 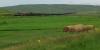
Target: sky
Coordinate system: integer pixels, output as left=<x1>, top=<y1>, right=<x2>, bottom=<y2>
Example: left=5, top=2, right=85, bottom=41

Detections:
left=0, top=0, right=100, bottom=7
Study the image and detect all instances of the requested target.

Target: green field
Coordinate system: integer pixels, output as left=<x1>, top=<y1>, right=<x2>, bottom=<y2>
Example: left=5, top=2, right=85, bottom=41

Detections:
left=0, top=16, right=100, bottom=50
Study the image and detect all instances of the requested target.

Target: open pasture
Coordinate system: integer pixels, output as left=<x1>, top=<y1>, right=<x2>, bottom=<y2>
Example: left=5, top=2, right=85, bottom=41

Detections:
left=0, top=16, right=100, bottom=50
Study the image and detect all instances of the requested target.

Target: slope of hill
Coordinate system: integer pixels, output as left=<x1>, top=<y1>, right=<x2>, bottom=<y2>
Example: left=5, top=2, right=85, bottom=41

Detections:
left=0, top=4, right=100, bottom=15
left=1, top=4, right=100, bottom=13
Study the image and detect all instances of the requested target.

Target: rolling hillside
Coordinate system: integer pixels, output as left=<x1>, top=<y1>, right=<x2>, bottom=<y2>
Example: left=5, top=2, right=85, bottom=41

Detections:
left=0, top=4, right=100, bottom=15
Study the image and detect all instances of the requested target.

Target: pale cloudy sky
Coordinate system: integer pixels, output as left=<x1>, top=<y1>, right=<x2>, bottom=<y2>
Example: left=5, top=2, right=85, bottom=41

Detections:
left=0, top=0, right=99, bottom=7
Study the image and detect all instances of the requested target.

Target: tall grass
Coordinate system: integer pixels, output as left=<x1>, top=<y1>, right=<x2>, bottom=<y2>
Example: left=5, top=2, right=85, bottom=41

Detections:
left=0, top=16, right=100, bottom=50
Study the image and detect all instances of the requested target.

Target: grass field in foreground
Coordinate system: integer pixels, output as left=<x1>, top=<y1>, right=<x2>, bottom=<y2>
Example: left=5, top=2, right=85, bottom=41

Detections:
left=0, top=16, right=100, bottom=50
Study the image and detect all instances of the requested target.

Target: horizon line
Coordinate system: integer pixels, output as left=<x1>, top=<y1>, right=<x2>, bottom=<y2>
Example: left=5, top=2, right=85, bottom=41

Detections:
left=0, top=3, right=99, bottom=7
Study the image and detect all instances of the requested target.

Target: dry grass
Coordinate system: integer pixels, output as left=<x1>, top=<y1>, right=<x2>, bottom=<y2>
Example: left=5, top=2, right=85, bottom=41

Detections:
left=2, top=28, right=100, bottom=50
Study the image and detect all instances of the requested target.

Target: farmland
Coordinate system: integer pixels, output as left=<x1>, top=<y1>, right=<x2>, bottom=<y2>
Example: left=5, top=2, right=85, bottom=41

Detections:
left=0, top=15, right=100, bottom=50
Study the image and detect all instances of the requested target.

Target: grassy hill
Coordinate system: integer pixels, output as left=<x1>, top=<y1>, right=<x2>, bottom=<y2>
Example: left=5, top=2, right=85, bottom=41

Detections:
left=0, top=4, right=100, bottom=16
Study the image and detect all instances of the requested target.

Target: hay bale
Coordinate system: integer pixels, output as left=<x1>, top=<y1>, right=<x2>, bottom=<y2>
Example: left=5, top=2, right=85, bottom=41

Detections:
left=63, top=24, right=95, bottom=32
